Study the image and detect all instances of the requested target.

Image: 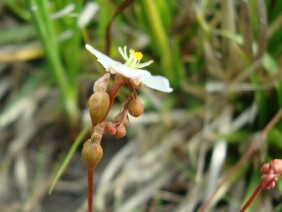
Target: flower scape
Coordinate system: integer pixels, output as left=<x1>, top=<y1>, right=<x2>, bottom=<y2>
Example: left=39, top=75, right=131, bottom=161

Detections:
left=82, top=44, right=172, bottom=211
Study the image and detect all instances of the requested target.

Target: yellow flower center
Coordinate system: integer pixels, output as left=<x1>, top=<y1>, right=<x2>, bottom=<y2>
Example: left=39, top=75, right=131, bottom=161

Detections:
left=132, top=50, right=143, bottom=61
left=118, top=46, right=152, bottom=69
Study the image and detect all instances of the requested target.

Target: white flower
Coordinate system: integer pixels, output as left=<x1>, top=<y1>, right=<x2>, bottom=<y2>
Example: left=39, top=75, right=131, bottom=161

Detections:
left=85, top=44, right=173, bottom=93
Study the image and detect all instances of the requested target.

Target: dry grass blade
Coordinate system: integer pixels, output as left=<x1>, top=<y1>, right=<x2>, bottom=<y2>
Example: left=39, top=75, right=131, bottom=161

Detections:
left=92, top=117, right=195, bottom=211
left=239, top=0, right=254, bottom=60
left=204, top=107, right=232, bottom=201
left=256, top=0, right=267, bottom=59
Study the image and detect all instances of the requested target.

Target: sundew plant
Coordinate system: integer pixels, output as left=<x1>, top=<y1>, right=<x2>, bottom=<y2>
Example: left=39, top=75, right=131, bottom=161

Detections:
left=0, top=0, right=282, bottom=212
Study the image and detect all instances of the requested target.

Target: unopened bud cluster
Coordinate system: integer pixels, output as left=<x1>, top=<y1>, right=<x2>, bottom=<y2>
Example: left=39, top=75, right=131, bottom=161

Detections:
left=105, top=111, right=128, bottom=139
left=104, top=96, right=144, bottom=139
left=83, top=71, right=145, bottom=167
left=260, top=159, right=282, bottom=190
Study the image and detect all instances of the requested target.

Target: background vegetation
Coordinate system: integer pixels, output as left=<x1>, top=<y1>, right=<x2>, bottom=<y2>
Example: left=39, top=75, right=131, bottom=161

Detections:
left=0, top=0, right=282, bottom=211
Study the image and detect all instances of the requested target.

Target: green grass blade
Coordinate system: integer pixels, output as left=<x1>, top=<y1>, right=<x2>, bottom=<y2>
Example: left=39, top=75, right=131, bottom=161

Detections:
left=27, top=0, right=78, bottom=124
left=48, top=125, right=90, bottom=195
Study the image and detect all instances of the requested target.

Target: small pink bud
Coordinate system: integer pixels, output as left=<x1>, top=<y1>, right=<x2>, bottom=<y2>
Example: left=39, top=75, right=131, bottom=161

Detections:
left=115, top=124, right=126, bottom=139
left=105, top=122, right=116, bottom=135
left=82, top=139, right=103, bottom=168
left=261, top=163, right=270, bottom=174
left=264, top=180, right=276, bottom=190
left=270, top=159, right=282, bottom=174
left=128, top=98, right=144, bottom=117
left=88, top=91, right=110, bottom=126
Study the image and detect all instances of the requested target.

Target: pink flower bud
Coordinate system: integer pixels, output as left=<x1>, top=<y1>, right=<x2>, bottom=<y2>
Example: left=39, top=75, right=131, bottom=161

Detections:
left=105, top=122, right=116, bottom=135
left=82, top=139, right=103, bottom=168
left=261, top=163, right=270, bottom=174
left=115, top=124, right=126, bottom=139
left=264, top=179, right=276, bottom=190
left=270, top=159, right=282, bottom=175
left=88, top=91, right=110, bottom=126
left=128, top=98, right=144, bottom=117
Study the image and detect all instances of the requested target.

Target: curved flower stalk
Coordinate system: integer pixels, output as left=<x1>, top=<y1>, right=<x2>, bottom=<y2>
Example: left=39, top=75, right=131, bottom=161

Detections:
left=85, top=44, right=173, bottom=93
left=83, top=44, right=173, bottom=212
left=240, top=159, right=282, bottom=212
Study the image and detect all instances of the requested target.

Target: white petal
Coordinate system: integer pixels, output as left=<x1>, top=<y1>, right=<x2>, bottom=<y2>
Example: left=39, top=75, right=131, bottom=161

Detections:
left=112, top=64, right=151, bottom=78
left=85, top=44, right=118, bottom=69
left=140, top=75, right=173, bottom=93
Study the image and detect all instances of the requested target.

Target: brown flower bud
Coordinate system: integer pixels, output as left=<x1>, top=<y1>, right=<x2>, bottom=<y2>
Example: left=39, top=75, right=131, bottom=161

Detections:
left=88, top=91, right=110, bottom=126
left=114, top=112, right=129, bottom=127
left=128, top=98, right=144, bottom=117
left=115, top=124, right=126, bottom=139
left=93, top=73, right=110, bottom=92
left=82, top=139, right=103, bottom=168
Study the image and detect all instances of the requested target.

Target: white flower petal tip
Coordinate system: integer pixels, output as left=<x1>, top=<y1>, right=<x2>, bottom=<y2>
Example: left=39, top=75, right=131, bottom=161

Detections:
left=141, top=75, right=173, bottom=93
left=85, top=44, right=118, bottom=69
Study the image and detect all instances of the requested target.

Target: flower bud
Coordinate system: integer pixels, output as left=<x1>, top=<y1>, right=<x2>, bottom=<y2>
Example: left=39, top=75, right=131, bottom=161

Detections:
left=128, top=98, right=144, bottom=117
left=261, top=163, right=270, bottom=174
left=88, top=91, right=110, bottom=126
left=270, top=159, right=282, bottom=174
left=93, top=73, right=110, bottom=92
left=115, top=124, right=126, bottom=139
left=105, top=122, right=116, bottom=135
left=82, top=139, right=103, bottom=168
left=114, top=112, right=129, bottom=127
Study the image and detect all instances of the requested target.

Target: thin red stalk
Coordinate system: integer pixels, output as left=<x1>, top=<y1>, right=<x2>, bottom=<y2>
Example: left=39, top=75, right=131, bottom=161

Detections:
left=88, top=167, right=94, bottom=212
left=127, top=80, right=137, bottom=100
left=123, top=95, right=133, bottom=109
left=113, top=96, right=132, bottom=127
left=240, top=183, right=264, bottom=212
left=200, top=109, right=282, bottom=211
left=100, top=74, right=128, bottom=123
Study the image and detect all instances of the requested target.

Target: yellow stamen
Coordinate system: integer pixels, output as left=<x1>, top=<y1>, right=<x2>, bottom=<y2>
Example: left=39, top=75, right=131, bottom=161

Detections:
left=132, top=50, right=143, bottom=61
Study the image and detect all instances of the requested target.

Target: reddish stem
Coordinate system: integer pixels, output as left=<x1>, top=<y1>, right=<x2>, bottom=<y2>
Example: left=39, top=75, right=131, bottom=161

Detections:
left=113, top=96, right=133, bottom=128
left=240, top=183, right=264, bottom=212
left=100, top=74, right=128, bottom=123
left=88, top=167, right=94, bottom=212
left=199, top=109, right=282, bottom=212
left=127, top=80, right=137, bottom=100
